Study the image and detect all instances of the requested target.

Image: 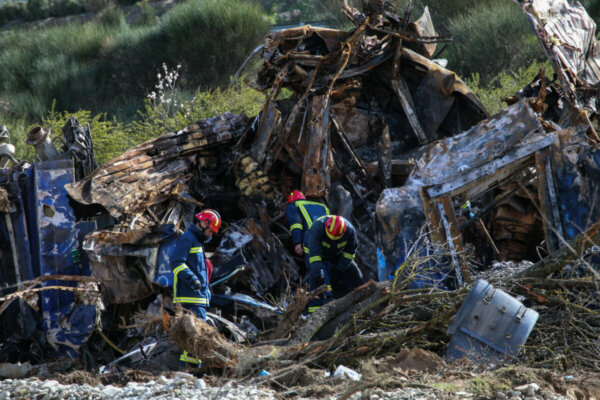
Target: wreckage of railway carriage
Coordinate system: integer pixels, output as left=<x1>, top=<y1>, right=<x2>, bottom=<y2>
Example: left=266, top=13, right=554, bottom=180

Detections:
left=1, top=0, right=600, bottom=369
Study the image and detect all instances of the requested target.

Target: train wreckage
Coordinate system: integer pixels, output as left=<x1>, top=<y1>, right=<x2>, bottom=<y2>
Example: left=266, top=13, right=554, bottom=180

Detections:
left=1, top=0, right=600, bottom=379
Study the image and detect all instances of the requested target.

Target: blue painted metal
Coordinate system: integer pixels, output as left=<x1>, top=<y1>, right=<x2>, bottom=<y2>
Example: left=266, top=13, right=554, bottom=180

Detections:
left=555, top=147, right=600, bottom=241
left=34, top=159, right=79, bottom=334
left=32, top=159, right=97, bottom=358
left=154, top=235, right=177, bottom=288
left=446, top=279, right=539, bottom=363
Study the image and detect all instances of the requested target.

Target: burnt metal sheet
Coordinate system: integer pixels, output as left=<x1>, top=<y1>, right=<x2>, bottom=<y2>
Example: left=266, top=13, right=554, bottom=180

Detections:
left=251, top=103, right=282, bottom=167
left=66, top=113, right=248, bottom=221
left=402, top=100, right=546, bottom=193
left=214, top=219, right=300, bottom=298
left=407, top=7, right=437, bottom=58
left=391, top=77, right=428, bottom=144
left=400, top=48, right=489, bottom=123
left=515, top=0, right=600, bottom=93
left=82, top=225, right=178, bottom=304
left=515, top=0, right=600, bottom=140
left=552, top=128, right=600, bottom=241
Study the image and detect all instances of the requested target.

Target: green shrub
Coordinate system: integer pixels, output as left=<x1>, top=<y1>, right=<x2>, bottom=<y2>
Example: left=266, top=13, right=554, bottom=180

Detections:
left=0, top=2, right=28, bottom=26
left=4, top=78, right=264, bottom=164
left=0, top=22, right=119, bottom=119
left=97, top=4, right=126, bottom=28
left=134, top=2, right=156, bottom=27
left=48, top=0, right=84, bottom=17
left=26, top=0, right=49, bottom=19
left=444, top=1, right=544, bottom=84
left=133, top=74, right=264, bottom=141
left=466, top=60, right=550, bottom=116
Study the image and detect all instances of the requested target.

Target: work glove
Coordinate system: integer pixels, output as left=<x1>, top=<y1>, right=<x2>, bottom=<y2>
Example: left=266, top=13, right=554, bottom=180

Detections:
left=190, top=279, right=202, bottom=290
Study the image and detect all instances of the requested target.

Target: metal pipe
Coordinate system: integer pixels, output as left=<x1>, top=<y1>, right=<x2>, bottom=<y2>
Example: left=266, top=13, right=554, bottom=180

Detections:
left=26, top=126, right=60, bottom=161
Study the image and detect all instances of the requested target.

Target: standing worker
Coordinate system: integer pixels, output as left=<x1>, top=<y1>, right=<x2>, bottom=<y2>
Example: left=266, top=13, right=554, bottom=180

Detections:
left=304, top=215, right=365, bottom=313
left=171, top=209, right=221, bottom=368
left=285, top=190, right=331, bottom=298
left=285, top=190, right=330, bottom=256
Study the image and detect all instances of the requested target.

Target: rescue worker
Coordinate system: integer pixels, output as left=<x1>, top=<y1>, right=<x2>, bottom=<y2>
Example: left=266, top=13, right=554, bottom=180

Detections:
left=304, top=215, right=366, bottom=313
left=171, top=208, right=221, bottom=368
left=285, top=190, right=330, bottom=256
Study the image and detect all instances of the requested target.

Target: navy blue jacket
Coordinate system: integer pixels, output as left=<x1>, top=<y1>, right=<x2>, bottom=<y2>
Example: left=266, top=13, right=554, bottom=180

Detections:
left=304, top=216, right=358, bottom=272
left=171, top=224, right=210, bottom=306
left=285, top=200, right=330, bottom=246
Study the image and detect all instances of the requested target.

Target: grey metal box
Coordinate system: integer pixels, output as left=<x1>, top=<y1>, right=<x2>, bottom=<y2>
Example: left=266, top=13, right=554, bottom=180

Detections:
left=446, top=279, right=539, bottom=362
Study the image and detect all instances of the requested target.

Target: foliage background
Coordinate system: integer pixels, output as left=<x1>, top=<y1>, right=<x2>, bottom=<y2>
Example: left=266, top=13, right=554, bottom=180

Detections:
left=0, top=0, right=597, bottom=164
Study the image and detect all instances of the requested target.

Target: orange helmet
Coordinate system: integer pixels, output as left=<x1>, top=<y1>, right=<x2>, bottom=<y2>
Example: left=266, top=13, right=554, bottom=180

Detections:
left=195, top=209, right=222, bottom=233
left=325, top=216, right=347, bottom=240
left=287, top=190, right=305, bottom=204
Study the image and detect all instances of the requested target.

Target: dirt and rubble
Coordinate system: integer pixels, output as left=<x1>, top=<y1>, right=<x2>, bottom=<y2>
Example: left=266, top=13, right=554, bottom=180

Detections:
left=1, top=0, right=600, bottom=399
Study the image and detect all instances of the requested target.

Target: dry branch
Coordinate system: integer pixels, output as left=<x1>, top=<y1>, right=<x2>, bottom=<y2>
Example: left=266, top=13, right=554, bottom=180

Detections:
left=515, top=219, right=600, bottom=278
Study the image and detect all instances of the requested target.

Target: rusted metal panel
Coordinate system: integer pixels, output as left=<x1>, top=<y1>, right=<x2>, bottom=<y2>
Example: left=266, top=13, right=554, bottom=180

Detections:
left=250, top=102, right=282, bottom=165
left=302, top=96, right=331, bottom=197
left=418, top=187, right=442, bottom=243
left=407, top=7, right=437, bottom=58
left=398, top=100, right=551, bottom=198
left=426, top=137, right=555, bottom=198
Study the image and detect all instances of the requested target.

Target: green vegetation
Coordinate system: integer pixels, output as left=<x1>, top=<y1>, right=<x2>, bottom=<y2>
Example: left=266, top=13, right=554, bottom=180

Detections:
left=0, top=0, right=595, bottom=167
left=0, top=0, right=140, bottom=27
left=6, top=79, right=264, bottom=164
left=443, top=1, right=544, bottom=83
left=0, top=0, right=268, bottom=120
left=466, top=60, right=550, bottom=116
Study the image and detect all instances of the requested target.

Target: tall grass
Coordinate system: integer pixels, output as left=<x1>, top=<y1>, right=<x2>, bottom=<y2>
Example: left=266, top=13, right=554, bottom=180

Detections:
left=0, top=0, right=269, bottom=121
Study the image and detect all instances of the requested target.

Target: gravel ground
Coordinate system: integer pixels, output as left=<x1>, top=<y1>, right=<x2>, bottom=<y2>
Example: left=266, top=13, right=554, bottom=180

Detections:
left=0, top=373, right=574, bottom=400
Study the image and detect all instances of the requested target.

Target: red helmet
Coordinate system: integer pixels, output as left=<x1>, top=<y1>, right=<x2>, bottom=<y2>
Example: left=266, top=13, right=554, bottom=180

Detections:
left=195, top=209, right=222, bottom=233
left=287, top=190, right=305, bottom=204
left=325, top=215, right=347, bottom=240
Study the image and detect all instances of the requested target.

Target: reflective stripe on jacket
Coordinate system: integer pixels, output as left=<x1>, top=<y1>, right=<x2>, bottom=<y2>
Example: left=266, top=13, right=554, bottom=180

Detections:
left=304, top=216, right=358, bottom=272
left=171, top=224, right=210, bottom=305
left=285, top=200, right=330, bottom=245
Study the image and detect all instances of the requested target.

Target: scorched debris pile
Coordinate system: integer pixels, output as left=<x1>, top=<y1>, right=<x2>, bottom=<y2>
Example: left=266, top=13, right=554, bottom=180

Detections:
left=1, top=0, right=600, bottom=379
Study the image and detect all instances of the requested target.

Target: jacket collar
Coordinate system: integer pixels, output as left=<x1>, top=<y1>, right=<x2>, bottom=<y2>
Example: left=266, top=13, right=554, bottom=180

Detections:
left=189, top=223, right=209, bottom=243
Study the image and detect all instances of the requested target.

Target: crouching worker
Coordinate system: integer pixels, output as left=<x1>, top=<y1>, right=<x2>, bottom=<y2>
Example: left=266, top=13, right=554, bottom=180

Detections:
left=304, top=215, right=366, bottom=313
left=171, top=209, right=221, bottom=368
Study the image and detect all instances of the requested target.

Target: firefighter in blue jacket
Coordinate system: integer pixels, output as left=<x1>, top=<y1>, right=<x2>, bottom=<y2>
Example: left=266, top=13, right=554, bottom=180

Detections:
left=171, top=208, right=221, bottom=368
left=285, top=190, right=330, bottom=256
left=304, top=215, right=365, bottom=313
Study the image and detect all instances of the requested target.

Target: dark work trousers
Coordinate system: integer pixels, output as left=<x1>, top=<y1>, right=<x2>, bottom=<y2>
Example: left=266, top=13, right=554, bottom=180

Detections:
left=308, top=259, right=365, bottom=312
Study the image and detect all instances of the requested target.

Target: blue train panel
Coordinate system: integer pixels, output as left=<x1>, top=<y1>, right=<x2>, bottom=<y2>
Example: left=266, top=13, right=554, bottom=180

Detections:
left=33, top=159, right=96, bottom=358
